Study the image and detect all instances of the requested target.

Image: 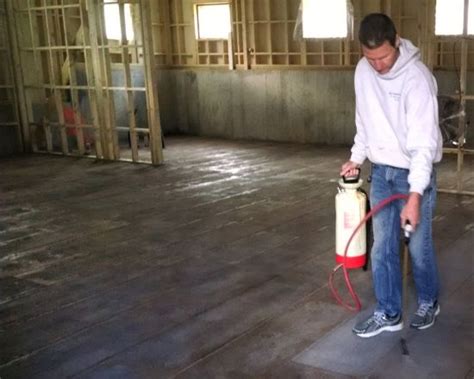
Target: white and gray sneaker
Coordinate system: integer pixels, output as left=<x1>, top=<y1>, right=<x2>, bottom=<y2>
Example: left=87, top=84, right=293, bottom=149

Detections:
left=352, top=312, right=403, bottom=338
left=410, top=301, right=440, bottom=330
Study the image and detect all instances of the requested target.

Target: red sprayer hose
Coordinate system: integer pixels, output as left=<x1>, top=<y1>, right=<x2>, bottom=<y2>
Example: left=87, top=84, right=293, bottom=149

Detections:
left=329, top=193, right=409, bottom=312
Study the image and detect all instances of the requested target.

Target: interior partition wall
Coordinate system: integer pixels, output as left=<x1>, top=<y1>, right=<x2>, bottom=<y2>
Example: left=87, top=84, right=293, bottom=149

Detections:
left=7, top=0, right=163, bottom=164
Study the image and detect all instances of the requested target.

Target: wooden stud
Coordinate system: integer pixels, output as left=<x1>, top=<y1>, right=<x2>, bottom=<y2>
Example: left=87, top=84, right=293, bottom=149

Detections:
left=266, top=0, right=271, bottom=65
left=27, top=0, right=50, bottom=151
left=174, top=0, right=182, bottom=64
left=240, top=0, right=250, bottom=69
left=80, top=0, right=102, bottom=158
left=85, top=0, right=114, bottom=159
left=192, top=2, right=199, bottom=65
left=228, top=31, right=234, bottom=69
left=140, top=0, right=163, bottom=165
left=455, top=0, right=468, bottom=193
left=162, top=0, right=173, bottom=65
left=283, top=0, right=289, bottom=65
left=61, top=3, right=86, bottom=155
left=232, top=0, right=241, bottom=66
left=250, top=0, right=256, bottom=66
left=119, top=0, right=139, bottom=162
left=44, top=3, right=69, bottom=154
left=97, top=0, right=120, bottom=160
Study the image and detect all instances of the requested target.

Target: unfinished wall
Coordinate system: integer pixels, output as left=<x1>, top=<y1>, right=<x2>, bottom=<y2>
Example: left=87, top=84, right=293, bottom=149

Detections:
left=158, top=69, right=355, bottom=145
left=152, top=0, right=474, bottom=149
left=7, top=0, right=164, bottom=163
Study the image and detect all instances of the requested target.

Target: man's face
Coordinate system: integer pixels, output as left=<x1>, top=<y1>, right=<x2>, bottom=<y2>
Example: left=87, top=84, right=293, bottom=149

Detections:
left=362, top=40, right=399, bottom=75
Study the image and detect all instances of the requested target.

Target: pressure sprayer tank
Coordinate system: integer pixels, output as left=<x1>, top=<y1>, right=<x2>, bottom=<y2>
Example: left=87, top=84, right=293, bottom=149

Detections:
left=335, top=178, right=367, bottom=268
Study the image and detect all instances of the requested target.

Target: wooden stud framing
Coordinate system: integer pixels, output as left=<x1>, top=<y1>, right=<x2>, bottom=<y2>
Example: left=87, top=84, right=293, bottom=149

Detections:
left=8, top=0, right=160, bottom=165
left=436, top=0, right=474, bottom=196
left=45, top=0, right=464, bottom=71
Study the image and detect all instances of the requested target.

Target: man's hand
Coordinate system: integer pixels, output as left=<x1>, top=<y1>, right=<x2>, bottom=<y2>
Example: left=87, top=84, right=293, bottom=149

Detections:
left=400, top=192, right=421, bottom=230
left=340, top=161, right=360, bottom=178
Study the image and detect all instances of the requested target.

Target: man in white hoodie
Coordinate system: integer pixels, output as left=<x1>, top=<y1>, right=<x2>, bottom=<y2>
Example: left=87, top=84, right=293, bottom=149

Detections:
left=341, top=13, right=443, bottom=338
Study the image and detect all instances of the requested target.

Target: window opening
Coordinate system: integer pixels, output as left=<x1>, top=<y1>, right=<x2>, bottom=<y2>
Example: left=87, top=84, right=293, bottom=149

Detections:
left=302, top=0, right=349, bottom=39
left=194, top=3, right=231, bottom=40
left=435, top=0, right=474, bottom=35
left=104, top=0, right=134, bottom=41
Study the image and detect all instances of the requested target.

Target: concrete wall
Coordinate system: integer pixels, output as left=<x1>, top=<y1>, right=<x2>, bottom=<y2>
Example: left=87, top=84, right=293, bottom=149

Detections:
left=157, top=69, right=357, bottom=145
left=157, top=68, right=474, bottom=148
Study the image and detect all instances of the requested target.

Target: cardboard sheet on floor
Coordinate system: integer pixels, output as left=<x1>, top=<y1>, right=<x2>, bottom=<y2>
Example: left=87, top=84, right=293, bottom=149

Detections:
left=293, top=309, right=404, bottom=376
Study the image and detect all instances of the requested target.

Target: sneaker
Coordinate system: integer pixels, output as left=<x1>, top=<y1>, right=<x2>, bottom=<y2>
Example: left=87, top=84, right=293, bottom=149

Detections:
left=352, top=312, right=403, bottom=338
left=410, top=301, right=440, bottom=330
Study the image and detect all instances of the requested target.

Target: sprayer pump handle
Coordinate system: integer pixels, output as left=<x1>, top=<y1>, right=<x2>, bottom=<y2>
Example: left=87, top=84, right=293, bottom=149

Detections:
left=342, top=168, right=361, bottom=184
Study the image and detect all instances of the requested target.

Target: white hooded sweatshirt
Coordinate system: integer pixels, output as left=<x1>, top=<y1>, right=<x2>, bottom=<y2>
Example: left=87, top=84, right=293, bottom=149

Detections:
left=350, top=38, right=443, bottom=195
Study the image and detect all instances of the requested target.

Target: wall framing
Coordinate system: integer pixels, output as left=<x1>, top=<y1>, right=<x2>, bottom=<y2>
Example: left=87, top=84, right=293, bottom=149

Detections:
left=7, top=0, right=164, bottom=165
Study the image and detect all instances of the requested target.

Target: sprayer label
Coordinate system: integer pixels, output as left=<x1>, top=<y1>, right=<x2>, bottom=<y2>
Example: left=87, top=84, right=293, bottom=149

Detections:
left=344, top=211, right=357, bottom=229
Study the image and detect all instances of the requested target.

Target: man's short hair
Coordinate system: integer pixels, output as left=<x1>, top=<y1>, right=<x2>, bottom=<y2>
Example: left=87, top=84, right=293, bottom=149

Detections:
left=359, top=13, right=397, bottom=49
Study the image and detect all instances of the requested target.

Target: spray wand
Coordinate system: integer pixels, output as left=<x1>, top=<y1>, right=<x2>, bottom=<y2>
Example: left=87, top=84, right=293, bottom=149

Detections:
left=400, top=221, right=413, bottom=355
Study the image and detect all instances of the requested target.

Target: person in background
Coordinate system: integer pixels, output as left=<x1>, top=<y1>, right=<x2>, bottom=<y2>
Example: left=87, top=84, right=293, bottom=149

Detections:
left=340, top=13, right=443, bottom=338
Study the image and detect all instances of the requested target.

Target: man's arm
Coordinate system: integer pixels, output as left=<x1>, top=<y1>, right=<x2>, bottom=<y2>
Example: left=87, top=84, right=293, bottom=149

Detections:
left=402, top=72, right=441, bottom=229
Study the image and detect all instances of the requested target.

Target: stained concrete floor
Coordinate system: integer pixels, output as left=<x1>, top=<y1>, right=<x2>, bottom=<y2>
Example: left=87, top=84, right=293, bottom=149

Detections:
left=0, top=136, right=472, bottom=378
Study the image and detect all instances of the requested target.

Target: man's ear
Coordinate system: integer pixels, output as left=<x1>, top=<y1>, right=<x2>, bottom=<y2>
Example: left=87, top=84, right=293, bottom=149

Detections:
left=395, top=35, right=400, bottom=48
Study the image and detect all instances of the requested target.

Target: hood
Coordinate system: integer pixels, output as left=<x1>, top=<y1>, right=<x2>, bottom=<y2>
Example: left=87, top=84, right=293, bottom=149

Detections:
left=377, top=38, right=420, bottom=80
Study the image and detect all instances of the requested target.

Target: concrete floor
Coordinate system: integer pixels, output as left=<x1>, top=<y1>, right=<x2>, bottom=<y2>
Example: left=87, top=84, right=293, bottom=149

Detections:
left=0, top=136, right=472, bottom=378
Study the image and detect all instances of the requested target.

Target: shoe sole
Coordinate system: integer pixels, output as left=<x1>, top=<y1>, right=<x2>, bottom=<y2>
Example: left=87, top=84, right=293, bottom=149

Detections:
left=412, top=305, right=441, bottom=330
left=354, top=322, right=404, bottom=338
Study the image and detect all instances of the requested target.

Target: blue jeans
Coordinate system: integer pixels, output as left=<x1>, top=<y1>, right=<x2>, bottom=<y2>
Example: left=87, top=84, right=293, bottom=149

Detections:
left=370, top=164, right=439, bottom=316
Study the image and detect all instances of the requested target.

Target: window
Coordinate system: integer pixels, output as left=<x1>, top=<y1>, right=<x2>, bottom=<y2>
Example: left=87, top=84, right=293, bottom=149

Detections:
left=302, top=0, right=349, bottom=39
left=103, top=0, right=134, bottom=41
left=435, top=0, right=474, bottom=35
left=194, top=3, right=231, bottom=39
